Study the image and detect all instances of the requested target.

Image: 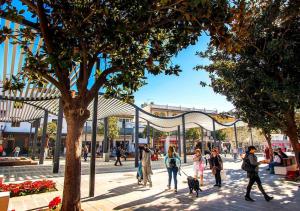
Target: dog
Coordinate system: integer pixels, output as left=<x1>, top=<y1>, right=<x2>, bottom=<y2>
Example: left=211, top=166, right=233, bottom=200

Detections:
left=187, top=176, right=202, bottom=197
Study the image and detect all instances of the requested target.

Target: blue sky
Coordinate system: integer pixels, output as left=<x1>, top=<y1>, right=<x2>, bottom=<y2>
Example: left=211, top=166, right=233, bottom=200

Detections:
left=133, top=35, right=234, bottom=112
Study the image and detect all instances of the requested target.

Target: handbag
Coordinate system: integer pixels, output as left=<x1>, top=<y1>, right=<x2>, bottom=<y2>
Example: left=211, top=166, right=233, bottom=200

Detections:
left=212, top=166, right=217, bottom=175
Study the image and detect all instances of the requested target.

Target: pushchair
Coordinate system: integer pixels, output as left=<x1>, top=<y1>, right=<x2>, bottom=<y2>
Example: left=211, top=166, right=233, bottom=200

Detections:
left=136, top=161, right=143, bottom=185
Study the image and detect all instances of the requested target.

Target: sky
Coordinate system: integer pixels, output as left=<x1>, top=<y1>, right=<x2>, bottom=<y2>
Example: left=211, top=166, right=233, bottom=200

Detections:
left=133, top=35, right=234, bottom=112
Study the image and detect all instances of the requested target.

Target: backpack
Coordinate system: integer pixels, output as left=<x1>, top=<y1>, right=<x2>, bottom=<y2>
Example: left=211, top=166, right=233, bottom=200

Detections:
left=169, top=156, right=177, bottom=168
left=241, top=154, right=255, bottom=172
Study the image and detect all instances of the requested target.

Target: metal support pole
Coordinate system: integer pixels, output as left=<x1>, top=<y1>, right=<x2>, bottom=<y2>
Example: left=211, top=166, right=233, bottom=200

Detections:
left=28, top=122, right=33, bottom=157
left=234, top=123, right=238, bottom=150
left=103, top=117, right=109, bottom=162
left=250, top=127, right=254, bottom=146
left=201, top=127, right=204, bottom=155
left=85, top=122, right=88, bottom=146
left=39, top=110, right=48, bottom=164
left=123, top=119, right=126, bottom=144
left=212, top=120, right=217, bottom=148
left=89, top=92, right=98, bottom=197
left=152, top=127, right=155, bottom=148
left=146, top=121, right=150, bottom=145
left=177, top=125, right=181, bottom=157
left=53, top=99, right=63, bottom=173
left=32, top=119, right=40, bottom=160
left=182, top=115, right=187, bottom=163
left=134, top=108, right=139, bottom=167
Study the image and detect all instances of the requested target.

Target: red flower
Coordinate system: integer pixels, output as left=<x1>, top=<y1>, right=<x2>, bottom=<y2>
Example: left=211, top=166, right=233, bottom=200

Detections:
left=49, top=196, right=61, bottom=209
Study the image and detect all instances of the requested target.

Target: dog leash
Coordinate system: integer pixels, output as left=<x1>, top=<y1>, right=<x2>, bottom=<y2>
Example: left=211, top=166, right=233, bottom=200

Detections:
left=179, top=168, right=190, bottom=177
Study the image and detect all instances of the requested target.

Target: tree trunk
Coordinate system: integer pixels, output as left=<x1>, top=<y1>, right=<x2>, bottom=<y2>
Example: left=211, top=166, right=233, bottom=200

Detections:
left=285, top=111, right=300, bottom=174
left=61, top=106, right=89, bottom=211
left=263, top=132, right=273, bottom=162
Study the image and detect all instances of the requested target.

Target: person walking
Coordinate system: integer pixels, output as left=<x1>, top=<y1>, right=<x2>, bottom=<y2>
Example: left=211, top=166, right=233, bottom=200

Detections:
left=114, top=146, right=122, bottom=166
left=233, top=148, right=238, bottom=161
left=83, top=145, right=89, bottom=162
left=243, top=146, right=273, bottom=202
left=164, top=146, right=181, bottom=193
left=210, top=149, right=223, bottom=187
left=223, top=146, right=228, bottom=157
left=193, top=149, right=205, bottom=186
left=142, top=144, right=153, bottom=187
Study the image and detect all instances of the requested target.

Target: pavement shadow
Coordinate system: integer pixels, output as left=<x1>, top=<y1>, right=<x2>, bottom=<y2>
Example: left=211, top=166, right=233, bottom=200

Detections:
left=111, top=164, right=300, bottom=211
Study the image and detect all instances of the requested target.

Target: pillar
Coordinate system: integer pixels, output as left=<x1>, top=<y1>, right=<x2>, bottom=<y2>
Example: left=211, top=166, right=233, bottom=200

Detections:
left=31, top=118, right=40, bottom=160
left=53, top=99, right=63, bottom=173
left=212, top=119, right=217, bottom=148
left=103, top=117, right=110, bottom=162
left=201, top=127, right=204, bottom=155
left=39, top=110, right=48, bottom=164
left=89, top=92, right=98, bottom=197
left=182, top=115, right=186, bottom=163
left=146, top=121, right=150, bottom=145
left=250, top=127, right=254, bottom=146
left=234, top=123, right=238, bottom=150
left=177, top=125, right=181, bottom=157
left=152, top=126, right=155, bottom=148
left=134, top=108, right=139, bottom=167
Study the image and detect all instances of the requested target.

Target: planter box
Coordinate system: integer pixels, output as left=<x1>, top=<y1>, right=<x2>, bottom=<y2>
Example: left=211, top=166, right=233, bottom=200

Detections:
left=0, top=191, right=10, bottom=211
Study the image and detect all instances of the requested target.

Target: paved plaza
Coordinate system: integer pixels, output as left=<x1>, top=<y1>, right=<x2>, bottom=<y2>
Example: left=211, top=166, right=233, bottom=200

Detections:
left=4, top=155, right=299, bottom=211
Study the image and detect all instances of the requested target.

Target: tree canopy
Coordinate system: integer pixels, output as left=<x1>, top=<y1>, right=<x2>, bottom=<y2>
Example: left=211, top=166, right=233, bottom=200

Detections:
left=197, top=0, right=300, bottom=164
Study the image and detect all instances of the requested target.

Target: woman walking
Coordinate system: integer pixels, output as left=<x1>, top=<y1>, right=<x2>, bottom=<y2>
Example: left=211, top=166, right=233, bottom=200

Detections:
left=210, top=149, right=223, bottom=187
left=164, top=146, right=181, bottom=193
left=193, top=149, right=205, bottom=186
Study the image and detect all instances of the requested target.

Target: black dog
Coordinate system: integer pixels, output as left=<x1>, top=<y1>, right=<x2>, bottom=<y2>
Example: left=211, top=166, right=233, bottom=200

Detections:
left=187, top=176, right=202, bottom=197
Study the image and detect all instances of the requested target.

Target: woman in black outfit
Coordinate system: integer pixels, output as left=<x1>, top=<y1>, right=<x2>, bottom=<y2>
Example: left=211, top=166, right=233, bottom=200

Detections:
left=211, top=149, right=223, bottom=187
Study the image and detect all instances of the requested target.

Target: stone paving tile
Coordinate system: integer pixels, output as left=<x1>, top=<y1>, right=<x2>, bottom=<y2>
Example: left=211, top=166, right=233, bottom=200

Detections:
left=6, top=156, right=300, bottom=211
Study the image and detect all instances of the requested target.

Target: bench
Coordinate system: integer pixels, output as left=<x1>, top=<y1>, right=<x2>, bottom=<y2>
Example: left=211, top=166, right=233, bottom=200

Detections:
left=274, top=156, right=298, bottom=175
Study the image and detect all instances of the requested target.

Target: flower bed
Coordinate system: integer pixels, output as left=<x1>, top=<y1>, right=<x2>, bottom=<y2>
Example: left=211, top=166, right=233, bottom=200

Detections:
left=0, top=180, right=57, bottom=197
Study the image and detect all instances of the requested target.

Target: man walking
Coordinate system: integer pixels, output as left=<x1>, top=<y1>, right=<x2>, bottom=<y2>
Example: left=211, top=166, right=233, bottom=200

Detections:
left=243, top=146, right=273, bottom=202
left=142, top=144, right=153, bottom=187
left=115, top=146, right=122, bottom=166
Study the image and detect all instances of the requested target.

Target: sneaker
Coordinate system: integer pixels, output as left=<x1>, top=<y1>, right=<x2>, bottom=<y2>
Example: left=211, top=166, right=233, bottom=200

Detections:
left=214, top=184, right=219, bottom=187
left=218, top=184, right=221, bottom=188
left=265, top=196, right=273, bottom=202
left=245, top=196, right=255, bottom=202
left=149, top=183, right=152, bottom=188
left=174, top=189, right=178, bottom=193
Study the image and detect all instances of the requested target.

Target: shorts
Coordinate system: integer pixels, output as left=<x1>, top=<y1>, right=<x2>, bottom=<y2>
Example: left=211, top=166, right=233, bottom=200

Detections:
left=194, top=166, right=204, bottom=177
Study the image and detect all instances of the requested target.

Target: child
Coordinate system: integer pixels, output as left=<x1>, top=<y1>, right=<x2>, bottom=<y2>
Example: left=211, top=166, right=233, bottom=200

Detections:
left=193, top=149, right=205, bottom=186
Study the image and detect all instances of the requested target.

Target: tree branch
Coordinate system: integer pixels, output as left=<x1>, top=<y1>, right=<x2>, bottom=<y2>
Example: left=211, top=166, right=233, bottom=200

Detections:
left=20, top=0, right=39, bottom=14
left=87, top=66, right=122, bottom=103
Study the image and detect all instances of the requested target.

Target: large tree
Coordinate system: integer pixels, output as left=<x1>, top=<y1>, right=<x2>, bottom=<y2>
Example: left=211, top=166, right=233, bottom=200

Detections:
left=198, top=0, right=300, bottom=169
left=1, top=0, right=235, bottom=210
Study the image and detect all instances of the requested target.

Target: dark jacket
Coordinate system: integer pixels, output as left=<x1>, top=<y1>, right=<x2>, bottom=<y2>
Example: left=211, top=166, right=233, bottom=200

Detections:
left=247, top=153, right=260, bottom=177
left=211, top=155, right=223, bottom=170
left=116, top=148, right=121, bottom=157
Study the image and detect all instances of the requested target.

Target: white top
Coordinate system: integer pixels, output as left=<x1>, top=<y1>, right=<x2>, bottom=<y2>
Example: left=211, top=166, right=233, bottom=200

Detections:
left=274, top=155, right=281, bottom=163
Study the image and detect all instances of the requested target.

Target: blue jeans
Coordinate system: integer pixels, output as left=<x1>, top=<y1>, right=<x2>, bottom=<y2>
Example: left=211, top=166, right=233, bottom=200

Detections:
left=269, top=162, right=281, bottom=174
left=167, top=167, right=178, bottom=190
left=14, top=151, right=19, bottom=157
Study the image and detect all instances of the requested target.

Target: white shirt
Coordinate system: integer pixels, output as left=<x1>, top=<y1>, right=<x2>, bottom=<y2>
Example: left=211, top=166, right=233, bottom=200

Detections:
left=274, top=155, right=281, bottom=163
